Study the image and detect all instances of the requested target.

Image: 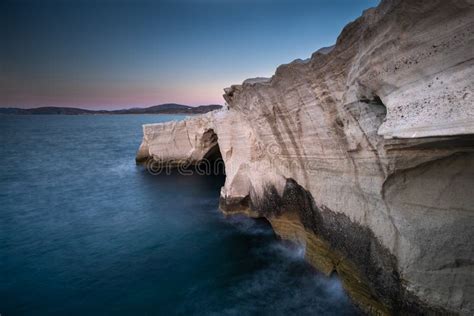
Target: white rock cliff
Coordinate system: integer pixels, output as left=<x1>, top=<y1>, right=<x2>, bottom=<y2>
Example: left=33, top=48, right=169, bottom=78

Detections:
left=137, top=0, right=474, bottom=314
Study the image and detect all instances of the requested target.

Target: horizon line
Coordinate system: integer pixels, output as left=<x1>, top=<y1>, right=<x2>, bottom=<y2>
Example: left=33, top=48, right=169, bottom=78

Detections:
left=0, top=103, right=224, bottom=111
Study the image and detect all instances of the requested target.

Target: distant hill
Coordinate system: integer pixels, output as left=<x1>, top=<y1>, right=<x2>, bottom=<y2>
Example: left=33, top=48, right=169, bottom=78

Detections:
left=0, top=104, right=222, bottom=115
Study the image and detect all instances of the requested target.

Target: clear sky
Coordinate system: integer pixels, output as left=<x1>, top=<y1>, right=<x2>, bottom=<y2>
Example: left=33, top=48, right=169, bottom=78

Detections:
left=0, top=0, right=379, bottom=109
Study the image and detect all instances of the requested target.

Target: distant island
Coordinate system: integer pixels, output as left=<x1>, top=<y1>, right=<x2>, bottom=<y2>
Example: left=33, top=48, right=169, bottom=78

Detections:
left=0, top=104, right=222, bottom=115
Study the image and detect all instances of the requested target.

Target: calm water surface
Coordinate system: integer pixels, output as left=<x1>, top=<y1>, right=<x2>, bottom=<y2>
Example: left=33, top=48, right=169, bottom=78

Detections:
left=0, top=115, right=359, bottom=315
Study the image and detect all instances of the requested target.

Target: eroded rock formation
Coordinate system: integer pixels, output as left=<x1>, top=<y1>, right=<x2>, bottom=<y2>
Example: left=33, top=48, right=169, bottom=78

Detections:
left=137, top=0, right=474, bottom=314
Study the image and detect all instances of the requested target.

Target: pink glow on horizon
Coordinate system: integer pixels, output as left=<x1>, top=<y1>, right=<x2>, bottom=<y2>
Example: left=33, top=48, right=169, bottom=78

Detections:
left=1, top=83, right=226, bottom=110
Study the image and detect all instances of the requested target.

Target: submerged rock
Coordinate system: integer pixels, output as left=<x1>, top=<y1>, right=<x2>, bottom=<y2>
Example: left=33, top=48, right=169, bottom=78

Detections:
left=137, top=0, right=474, bottom=314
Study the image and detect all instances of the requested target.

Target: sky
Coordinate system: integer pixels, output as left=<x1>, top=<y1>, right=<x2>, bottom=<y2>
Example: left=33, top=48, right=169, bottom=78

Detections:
left=0, top=0, right=379, bottom=109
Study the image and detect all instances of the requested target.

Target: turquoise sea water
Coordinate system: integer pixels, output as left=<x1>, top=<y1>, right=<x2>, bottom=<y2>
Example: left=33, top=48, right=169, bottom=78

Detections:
left=0, top=115, right=359, bottom=315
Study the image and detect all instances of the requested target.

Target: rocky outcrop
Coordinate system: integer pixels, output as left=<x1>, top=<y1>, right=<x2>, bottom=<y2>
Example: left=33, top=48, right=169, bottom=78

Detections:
left=137, top=0, right=474, bottom=314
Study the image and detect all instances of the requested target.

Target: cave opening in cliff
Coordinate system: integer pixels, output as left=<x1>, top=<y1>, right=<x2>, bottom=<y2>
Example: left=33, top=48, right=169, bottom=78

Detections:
left=370, top=95, right=386, bottom=113
left=200, top=129, right=225, bottom=176
left=361, top=95, right=385, bottom=109
left=360, top=95, right=387, bottom=124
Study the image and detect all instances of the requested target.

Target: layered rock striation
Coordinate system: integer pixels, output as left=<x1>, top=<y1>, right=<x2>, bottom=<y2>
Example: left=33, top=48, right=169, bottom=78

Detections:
left=137, top=0, right=474, bottom=314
